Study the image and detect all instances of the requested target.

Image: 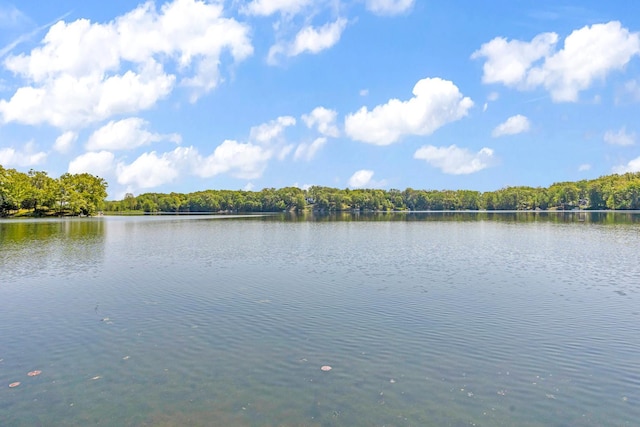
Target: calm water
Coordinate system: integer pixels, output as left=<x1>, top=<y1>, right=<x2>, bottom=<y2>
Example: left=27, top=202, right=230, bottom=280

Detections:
left=1, top=212, right=639, bottom=426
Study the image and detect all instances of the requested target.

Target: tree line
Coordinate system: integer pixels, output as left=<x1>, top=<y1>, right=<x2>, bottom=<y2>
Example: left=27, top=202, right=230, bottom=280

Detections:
left=4, top=161, right=640, bottom=216
left=104, top=172, right=640, bottom=213
left=0, top=165, right=108, bottom=217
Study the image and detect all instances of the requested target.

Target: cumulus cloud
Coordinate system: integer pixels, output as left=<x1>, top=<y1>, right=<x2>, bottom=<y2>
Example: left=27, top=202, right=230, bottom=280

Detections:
left=0, top=63, right=175, bottom=128
left=268, top=18, right=347, bottom=64
left=292, top=18, right=347, bottom=55
left=472, top=32, right=558, bottom=86
left=365, top=0, right=415, bottom=16
left=0, top=0, right=253, bottom=128
left=111, top=113, right=303, bottom=190
left=302, top=107, right=339, bottom=137
left=578, top=163, right=591, bottom=171
left=86, top=117, right=181, bottom=151
left=472, top=21, right=640, bottom=102
left=116, top=151, right=180, bottom=189
left=604, top=127, right=635, bottom=146
left=194, top=140, right=272, bottom=179
left=53, top=131, right=77, bottom=153
left=414, top=145, right=494, bottom=175
left=345, top=77, right=473, bottom=145
left=492, top=114, right=531, bottom=137
left=68, top=151, right=115, bottom=176
left=613, top=157, right=640, bottom=174
left=249, top=116, right=296, bottom=144
left=348, top=169, right=375, bottom=188
left=294, top=137, right=326, bottom=161
left=0, top=144, right=47, bottom=167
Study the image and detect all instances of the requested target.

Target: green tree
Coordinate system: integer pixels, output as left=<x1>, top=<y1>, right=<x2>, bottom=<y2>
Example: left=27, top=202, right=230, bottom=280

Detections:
left=58, top=173, right=108, bottom=215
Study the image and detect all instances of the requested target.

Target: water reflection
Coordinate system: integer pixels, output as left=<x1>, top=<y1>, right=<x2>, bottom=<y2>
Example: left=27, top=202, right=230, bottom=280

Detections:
left=0, top=218, right=105, bottom=243
left=0, top=218, right=106, bottom=281
left=264, top=210, right=640, bottom=224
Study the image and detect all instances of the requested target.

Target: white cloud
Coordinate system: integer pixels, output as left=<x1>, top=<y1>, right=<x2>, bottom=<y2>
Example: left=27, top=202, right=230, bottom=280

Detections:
left=529, top=22, right=640, bottom=102
left=344, top=77, right=473, bottom=145
left=365, top=0, right=414, bottom=16
left=116, top=151, right=180, bottom=189
left=0, top=0, right=253, bottom=128
left=68, top=151, right=115, bottom=176
left=195, top=140, right=272, bottom=179
left=86, top=117, right=181, bottom=151
left=112, top=114, right=303, bottom=190
left=277, top=144, right=295, bottom=160
left=294, top=137, right=327, bottom=161
left=0, top=64, right=175, bottom=128
left=473, top=22, right=640, bottom=102
left=249, top=116, right=296, bottom=144
left=613, top=157, right=640, bottom=174
left=348, top=169, right=375, bottom=188
left=604, top=127, right=635, bottom=146
left=472, top=32, right=558, bottom=86
left=492, top=114, right=531, bottom=137
left=0, top=144, right=47, bottom=167
left=359, top=89, right=369, bottom=96
left=96, top=108, right=336, bottom=190
left=242, top=0, right=312, bottom=16
left=414, top=145, right=495, bottom=175
left=578, top=163, right=591, bottom=171
left=269, top=18, right=347, bottom=64
left=53, top=131, right=77, bottom=153
left=291, top=18, right=347, bottom=55
left=302, top=106, right=339, bottom=137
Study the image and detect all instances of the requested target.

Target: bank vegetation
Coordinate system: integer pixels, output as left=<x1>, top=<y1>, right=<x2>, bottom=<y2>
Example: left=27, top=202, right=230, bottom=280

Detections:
left=104, top=172, right=640, bottom=213
left=0, top=165, right=108, bottom=217
left=4, top=162, right=640, bottom=217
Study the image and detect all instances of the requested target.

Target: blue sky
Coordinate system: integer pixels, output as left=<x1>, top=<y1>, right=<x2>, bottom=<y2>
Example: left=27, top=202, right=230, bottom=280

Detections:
left=1, top=0, right=640, bottom=198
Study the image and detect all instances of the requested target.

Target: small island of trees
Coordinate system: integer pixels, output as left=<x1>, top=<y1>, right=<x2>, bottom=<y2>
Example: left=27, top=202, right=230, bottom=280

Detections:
left=3, top=162, right=640, bottom=217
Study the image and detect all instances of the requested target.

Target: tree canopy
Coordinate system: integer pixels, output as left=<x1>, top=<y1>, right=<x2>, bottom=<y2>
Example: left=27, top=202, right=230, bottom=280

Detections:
left=0, top=165, right=108, bottom=217
left=103, top=172, right=640, bottom=213
left=4, top=162, right=640, bottom=216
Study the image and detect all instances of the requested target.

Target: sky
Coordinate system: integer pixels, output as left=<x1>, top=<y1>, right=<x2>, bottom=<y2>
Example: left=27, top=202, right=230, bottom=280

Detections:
left=1, top=0, right=640, bottom=199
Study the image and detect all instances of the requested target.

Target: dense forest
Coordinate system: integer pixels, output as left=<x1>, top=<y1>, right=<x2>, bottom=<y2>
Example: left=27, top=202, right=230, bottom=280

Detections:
left=3, top=162, right=640, bottom=217
left=0, top=165, right=108, bottom=217
left=104, top=172, right=640, bottom=213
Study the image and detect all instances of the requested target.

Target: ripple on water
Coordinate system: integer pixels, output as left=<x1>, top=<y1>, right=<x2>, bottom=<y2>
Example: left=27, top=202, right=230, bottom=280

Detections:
left=1, top=216, right=640, bottom=426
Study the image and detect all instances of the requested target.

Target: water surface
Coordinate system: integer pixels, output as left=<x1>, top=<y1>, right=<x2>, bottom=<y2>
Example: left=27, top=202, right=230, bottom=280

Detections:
left=1, top=213, right=639, bottom=426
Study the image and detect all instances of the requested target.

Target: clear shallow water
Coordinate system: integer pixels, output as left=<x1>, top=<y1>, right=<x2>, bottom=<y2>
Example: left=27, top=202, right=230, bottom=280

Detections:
left=1, top=213, right=639, bottom=426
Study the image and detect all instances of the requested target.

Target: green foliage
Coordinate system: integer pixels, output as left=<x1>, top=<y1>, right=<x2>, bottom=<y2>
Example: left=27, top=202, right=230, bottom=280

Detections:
left=100, top=172, right=640, bottom=214
left=1, top=167, right=631, bottom=216
left=0, top=165, right=108, bottom=217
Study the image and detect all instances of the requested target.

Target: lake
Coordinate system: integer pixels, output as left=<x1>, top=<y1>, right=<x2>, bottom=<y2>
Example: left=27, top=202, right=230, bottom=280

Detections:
left=1, top=212, right=639, bottom=426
